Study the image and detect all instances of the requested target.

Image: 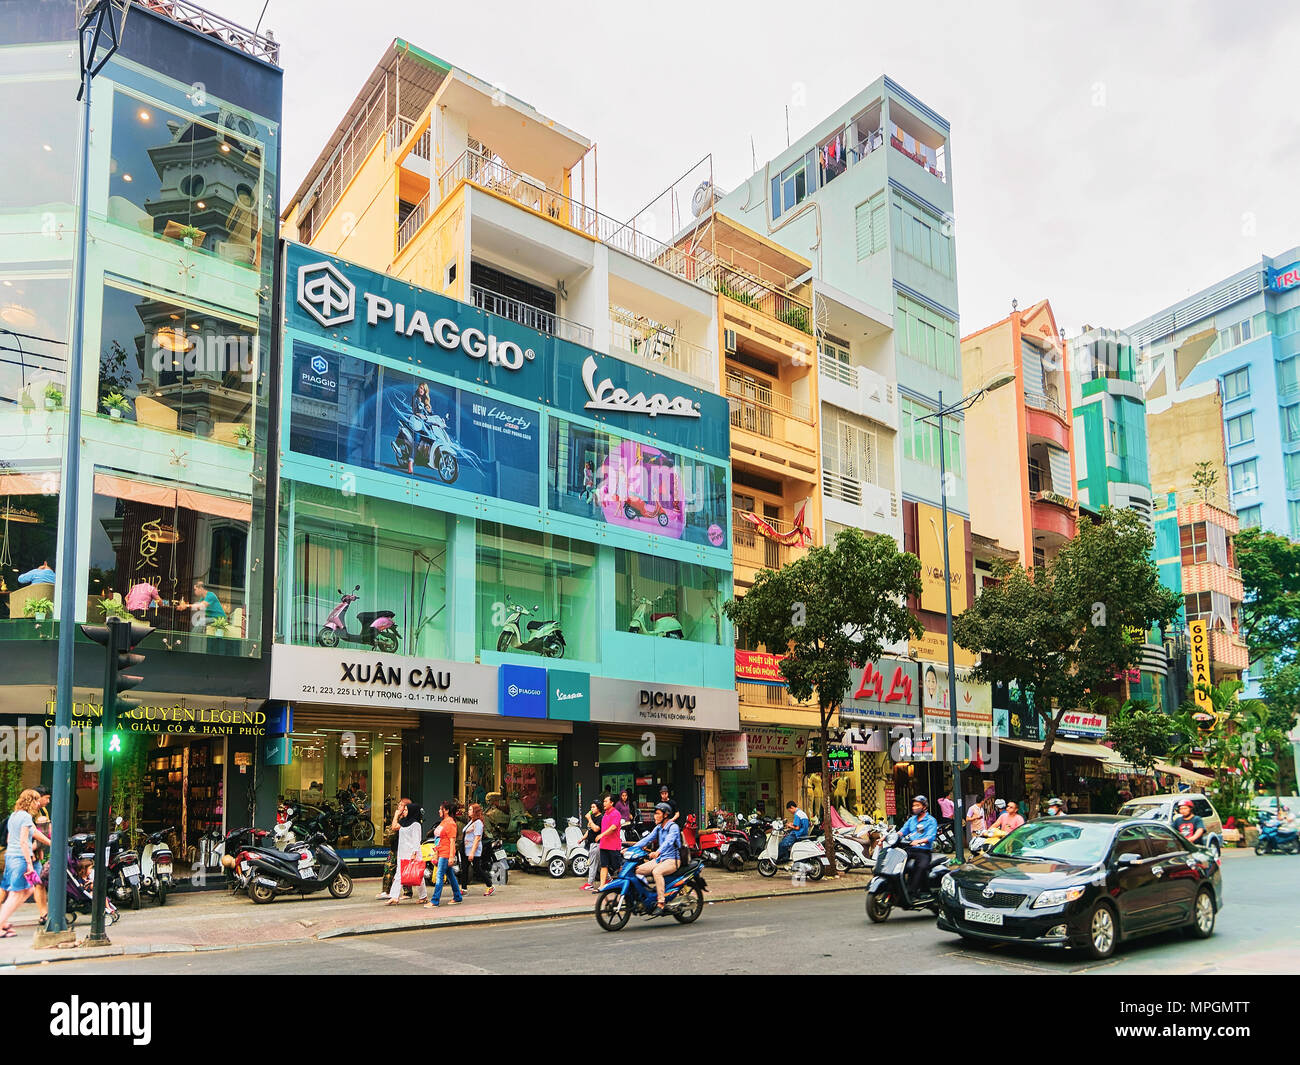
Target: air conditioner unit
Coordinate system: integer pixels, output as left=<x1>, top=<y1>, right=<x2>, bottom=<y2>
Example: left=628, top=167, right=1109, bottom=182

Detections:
left=724, top=328, right=737, bottom=354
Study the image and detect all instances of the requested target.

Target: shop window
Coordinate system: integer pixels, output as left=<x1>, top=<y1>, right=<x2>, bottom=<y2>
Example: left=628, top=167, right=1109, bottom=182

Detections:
left=0, top=66, right=78, bottom=214
left=279, top=727, right=402, bottom=834
left=599, top=741, right=681, bottom=823
left=88, top=472, right=253, bottom=637
left=547, top=418, right=729, bottom=550
left=0, top=274, right=71, bottom=408
left=719, top=757, right=783, bottom=817
left=108, top=89, right=264, bottom=268
left=98, top=281, right=257, bottom=443
left=284, top=481, right=449, bottom=658
left=476, top=522, right=598, bottom=661
left=0, top=470, right=61, bottom=621
left=614, top=548, right=726, bottom=644
left=458, top=738, right=559, bottom=842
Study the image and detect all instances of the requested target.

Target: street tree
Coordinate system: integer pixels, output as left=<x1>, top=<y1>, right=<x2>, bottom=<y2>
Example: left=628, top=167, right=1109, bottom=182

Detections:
left=724, top=527, right=922, bottom=874
left=954, top=507, right=1182, bottom=816
left=1105, top=698, right=1171, bottom=780
left=1234, top=528, right=1300, bottom=665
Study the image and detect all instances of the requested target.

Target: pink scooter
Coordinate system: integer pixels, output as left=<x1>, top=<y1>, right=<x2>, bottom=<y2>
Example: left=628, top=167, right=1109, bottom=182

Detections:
left=316, top=585, right=401, bottom=653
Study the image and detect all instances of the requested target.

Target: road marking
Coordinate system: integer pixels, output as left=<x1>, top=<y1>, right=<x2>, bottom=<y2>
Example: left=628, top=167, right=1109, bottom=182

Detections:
left=335, top=937, right=495, bottom=974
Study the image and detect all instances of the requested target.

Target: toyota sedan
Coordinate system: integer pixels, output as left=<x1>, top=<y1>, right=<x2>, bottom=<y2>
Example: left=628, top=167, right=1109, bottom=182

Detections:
left=936, top=815, right=1222, bottom=959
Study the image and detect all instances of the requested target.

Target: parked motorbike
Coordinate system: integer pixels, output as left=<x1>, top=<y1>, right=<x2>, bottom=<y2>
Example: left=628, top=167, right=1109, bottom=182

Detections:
left=1255, top=813, right=1300, bottom=855
left=832, top=831, right=874, bottom=874
left=865, top=828, right=952, bottom=923
left=627, top=589, right=684, bottom=638
left=101, top=818, right=143, bottom=910
left=699, top=810, right=753, bottom=871
left=563, top=816, right=590, bottom=877
left=316, top=585, right=400, bottom=653
left=515, top=818, right=570, bottom=878
left=238, top=832, right=353, bottom=903
left=496, top=593, right=565, bottom=658
left=137, top=827, right=175, bottom=905
left=392, top=406, right=461, bottom=484
left=594, top=842, right=708, bottom=931
left=755, top=822, right=829, bottom=880
left=218, top=826, right=277, bottom=888
left=968, top=826, right=1008, bottom=855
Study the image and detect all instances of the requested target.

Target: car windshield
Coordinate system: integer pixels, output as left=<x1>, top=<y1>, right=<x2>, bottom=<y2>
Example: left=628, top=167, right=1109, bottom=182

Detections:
left=1117, top=801, right=1164, bottom=820
left=986, top=820, right=1114, bottom=865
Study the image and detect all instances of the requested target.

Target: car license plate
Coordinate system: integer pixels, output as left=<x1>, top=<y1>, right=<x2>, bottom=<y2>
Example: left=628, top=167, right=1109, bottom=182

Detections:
left=964, top=907, right=1003, bottom=926
left=123, top=864, right=140, bottom=878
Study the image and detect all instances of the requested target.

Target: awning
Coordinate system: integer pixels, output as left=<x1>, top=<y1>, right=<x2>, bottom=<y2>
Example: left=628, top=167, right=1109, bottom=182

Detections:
left=1154, top=761, right=1213, bottom=785
left=94, top=473, right=252, bottom=522
left=997, top=737, right=1119, bottom=761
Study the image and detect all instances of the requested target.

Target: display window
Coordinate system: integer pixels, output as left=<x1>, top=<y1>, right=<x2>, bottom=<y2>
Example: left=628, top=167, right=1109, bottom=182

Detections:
left=476, top=521, right=597, bottom=661
left=278, top=726, right=403, bottom=835
left=547, top=418, right=729, bottom=549
left=614, top=548, right=726, bottom=644
left=0, top=471, right=60, bottom=623
left=719, top=757, right=783, bottom=816
left=282, top=480, right=450, bottom=658
left=0, top=274, right=72, bottom=409
left=599, top=739, right=681, bottom=823
left=456, top=735, right=559, bottom=845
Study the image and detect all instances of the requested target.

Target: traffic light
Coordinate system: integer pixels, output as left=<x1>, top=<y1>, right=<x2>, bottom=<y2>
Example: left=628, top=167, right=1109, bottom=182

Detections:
left=80, top=617, right=153, bottom=752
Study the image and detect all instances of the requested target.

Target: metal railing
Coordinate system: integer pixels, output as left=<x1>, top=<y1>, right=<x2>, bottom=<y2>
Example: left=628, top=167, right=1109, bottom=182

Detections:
left=396, top=194, right=429, bottom=252
left=608, top=307, right=712, bottom=381
left=134, top=0, right=281, bottom=63
left=1024, top=391, right=1068, bottom=420
left=737, top=680, right=816, bottom=711
left=385, top=116, right=430, bottom=161
left=471, top=285, right=593, bottom=347
left=732, top=507, right=810, bottom=573
left=725, top=372, right=811, bottom=422
left=822, top=469, right=864, bottom=506
left=714, top=260, right=812, bottom=334
left=820, top=358, right=858, bottom=388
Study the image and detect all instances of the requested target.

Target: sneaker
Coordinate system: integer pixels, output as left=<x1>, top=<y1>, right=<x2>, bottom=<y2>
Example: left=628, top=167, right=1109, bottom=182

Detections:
left=484, top=887, right=494, bottom=897
left=580, top=883, right=592, bottom=891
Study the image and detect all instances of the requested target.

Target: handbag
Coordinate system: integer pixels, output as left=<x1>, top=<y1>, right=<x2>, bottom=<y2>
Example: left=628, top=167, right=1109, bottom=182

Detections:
left=399, top=856, right=424, bottom=887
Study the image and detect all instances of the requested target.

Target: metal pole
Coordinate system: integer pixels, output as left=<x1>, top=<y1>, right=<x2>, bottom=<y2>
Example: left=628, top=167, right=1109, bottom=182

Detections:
left=46, top=41, right=95, bottom=939
left=937, top=391, right=965, bottom=864
left=85, top=618, right=121, bottom=944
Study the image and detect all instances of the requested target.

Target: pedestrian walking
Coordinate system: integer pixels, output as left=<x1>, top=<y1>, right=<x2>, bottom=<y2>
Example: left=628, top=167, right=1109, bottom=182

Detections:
left=426, top=800, right=463, bottom=908
left=0, top=789, right=43, bottom=936
left=580, top=799, right=601, bottom=892
left=385, top=799, right=427, bottom=905
left=596, top=793, right=623, bottom=888
left=463, top=803, right=494, bottom=897
left=32, top=785, right=51, bottom=924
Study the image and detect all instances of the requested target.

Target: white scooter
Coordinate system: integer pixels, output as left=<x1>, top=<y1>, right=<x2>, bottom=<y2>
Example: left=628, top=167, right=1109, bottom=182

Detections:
left=515, top=818, right=570, bottom=878
left=832, top=830, right=874, bottom=873
left=563, top=816, right=590, bottom=877
left=756, top=824, right=830, bottom=880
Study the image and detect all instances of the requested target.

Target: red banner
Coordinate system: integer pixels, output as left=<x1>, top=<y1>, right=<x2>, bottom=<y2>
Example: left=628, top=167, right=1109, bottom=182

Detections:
left=736, top=650, right=786, bottom=683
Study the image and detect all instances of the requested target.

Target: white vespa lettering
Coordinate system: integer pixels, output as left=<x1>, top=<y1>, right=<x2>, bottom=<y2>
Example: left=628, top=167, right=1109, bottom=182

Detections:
left=581, top=355, right=700, bottom=419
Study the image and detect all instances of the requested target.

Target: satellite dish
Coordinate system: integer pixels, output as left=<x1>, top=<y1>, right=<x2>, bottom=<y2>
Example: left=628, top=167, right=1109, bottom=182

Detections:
left=691, top=181, right=723, bottom=217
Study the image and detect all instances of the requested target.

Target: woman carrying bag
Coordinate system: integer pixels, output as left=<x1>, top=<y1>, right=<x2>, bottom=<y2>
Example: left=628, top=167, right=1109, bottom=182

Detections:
left=385, top=799, right=427, bottom=905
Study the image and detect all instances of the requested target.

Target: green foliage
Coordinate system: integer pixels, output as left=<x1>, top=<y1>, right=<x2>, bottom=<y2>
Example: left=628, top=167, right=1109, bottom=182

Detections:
left=233, top=423, right=253, bottom=444
left=24, top=596, right=54, bottom=618
left=1105, top=698, right=1171, bottom=776
left=102, top=391, right=131, bottom=415
left=1191, top=460, right=1218, bottom=501
left=777, top=304, right=811, bottom=334
left=716, top=279, right=758, bottom=307
left=97, top=598, right=133, bottom=622
left=1260, top=661, right=1300, bottom=735
left=97, top=340, right=135, bottom=402
left=1235, top=527, right=1300, bottom=664
left=43, top=382, right=64, bottom=406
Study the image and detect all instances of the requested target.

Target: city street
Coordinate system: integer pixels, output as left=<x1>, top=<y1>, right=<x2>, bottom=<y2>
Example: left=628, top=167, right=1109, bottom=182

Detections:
left=31, top=851, right=1300, bottom=975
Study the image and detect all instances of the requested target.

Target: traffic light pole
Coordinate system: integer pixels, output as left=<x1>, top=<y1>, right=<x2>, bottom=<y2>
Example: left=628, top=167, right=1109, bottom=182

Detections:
left=84, top=620, right=121, bottom=944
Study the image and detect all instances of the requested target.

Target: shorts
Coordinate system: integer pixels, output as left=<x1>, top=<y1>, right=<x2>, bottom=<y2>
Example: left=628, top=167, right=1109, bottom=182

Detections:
left=2, top=853, right=33, bottom=892
left=599, top=848, right=623, bottom=872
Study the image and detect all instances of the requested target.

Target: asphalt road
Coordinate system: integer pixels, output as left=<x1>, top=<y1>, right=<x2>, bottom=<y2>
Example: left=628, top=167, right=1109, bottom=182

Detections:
left=32, top=853, right=1300, bottom=975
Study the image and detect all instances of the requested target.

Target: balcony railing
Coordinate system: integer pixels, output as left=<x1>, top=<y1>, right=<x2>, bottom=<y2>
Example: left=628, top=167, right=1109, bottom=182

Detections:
left=396, top=195, right=429, bottom=252
left=1024, top=392, right=1068, bottom=421
left=472, top=285, right=594, bottom=347
left=732, top=507, right=811, bottom=574
left=820, top=358, right=858, bottom=388
left=386, top=115, right=431, bottom=161
left=608, top=307, right=712, bottom=381
left=821, top=469, right=898, bottom=516
left=725, top=373, right=811, bottom=422
left=1209, top=628, right=1250, bottom=671
left=737, top=680, right=816, bottom=712
left=135, top=0, right=281, bottom=63
left=714, top=261, right=812, bottom=334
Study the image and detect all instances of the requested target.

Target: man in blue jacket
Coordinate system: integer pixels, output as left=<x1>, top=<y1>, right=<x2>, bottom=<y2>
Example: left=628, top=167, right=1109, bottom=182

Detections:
left=900, top=795, right=938, bottom=898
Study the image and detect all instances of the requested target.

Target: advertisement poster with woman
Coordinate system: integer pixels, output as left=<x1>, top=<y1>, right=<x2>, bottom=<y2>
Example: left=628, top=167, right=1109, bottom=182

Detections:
left=547, top=420, right=728, bottom=549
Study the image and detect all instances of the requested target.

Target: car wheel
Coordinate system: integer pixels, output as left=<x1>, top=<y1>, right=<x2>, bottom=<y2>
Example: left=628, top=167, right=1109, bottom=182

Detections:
left=1187, top=887, right=1216, bottom=939
left=1084, top=901, right=1118, bottom=959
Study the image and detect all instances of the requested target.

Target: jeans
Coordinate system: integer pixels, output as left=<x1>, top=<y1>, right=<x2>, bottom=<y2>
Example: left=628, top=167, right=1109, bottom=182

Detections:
left=777, top=830, right=803, bottom=862
left=586, top=842, right=600, bottom=886
left=432, top=856, right=462, bottom=904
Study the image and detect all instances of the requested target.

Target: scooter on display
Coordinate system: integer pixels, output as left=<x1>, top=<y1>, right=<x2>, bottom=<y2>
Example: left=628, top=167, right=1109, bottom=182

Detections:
left=316, top=585, right=401, bottom=654
left=563, top=816, right=591, bottom=877
left=627, top=589, right=684, bottom=638
left=237, top=832, right=354, bottom=903
left=622, top=493, right=671, bottom=527
left=514, top=818, right=571, bottom=878
left=865, top=829, right=953, bottom=922
left=594, top=842, right=709, bottom=931
left=137, top=827, right=175, bottom=905
left=496, top=594, right=566, bottom=658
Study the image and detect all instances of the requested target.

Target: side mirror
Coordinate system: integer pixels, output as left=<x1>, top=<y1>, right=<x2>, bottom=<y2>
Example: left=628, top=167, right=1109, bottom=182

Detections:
left=115, top=816, right=123, bottom=826
left=353, top=584, right=360, bottom=592
left=1115, top=851, right=1140, bottom=866
left=337, top=588, right=344, bottom=596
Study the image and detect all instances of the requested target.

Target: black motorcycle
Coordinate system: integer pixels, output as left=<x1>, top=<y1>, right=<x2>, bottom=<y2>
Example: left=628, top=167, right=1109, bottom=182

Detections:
left=866, top=829, right=952, bottom=923
left=81, top=818, right=143, bottom=910
left=241, top=832, right=353, bottom=904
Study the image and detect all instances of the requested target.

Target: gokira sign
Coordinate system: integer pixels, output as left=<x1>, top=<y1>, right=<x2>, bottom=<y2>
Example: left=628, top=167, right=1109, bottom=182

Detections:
left=1188, top=619, right=1213, bottom=715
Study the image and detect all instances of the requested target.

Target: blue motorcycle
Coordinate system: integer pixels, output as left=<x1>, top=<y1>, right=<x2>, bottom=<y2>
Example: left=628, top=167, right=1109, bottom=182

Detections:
left=1255, top=814, right=1299, bottom=855
left=594, top=844, right=708, bottom=931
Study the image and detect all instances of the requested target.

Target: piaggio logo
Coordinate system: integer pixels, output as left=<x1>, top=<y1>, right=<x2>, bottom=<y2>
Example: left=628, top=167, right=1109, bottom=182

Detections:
left=310, top=354, right=329, bottom=374
left=297, top=261, right=355, bottom=328
left=507, top=684, right=542, bottom=699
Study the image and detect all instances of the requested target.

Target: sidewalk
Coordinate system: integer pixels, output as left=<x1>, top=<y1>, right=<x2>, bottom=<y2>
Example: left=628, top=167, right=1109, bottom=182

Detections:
left=0, top=865, right=864, bottom=968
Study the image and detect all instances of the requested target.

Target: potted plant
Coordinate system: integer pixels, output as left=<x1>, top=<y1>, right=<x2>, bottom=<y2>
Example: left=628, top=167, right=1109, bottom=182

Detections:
left=25, top=597, right=54, bottom=622
left=97, top=598, right=133, bottom=623
left=208, top=616, right=231, bottom=637
left=232, top=424, right=253, bottom=448
left=103, top=392, right=131, bottom=421
left=44, top=383, right=64, bottom=411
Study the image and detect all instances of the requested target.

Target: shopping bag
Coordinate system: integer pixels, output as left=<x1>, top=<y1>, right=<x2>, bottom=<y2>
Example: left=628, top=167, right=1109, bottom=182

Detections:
left=420, top=842, right=436, bottom=863
left=400, top=856, right=425, bottom=887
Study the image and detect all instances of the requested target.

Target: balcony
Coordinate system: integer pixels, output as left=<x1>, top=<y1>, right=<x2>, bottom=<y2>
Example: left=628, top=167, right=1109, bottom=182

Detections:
left=818, top=359, right=898, bottom=429
left=1030, top=489, right=1077, bottom=542
left=1209, top=629, right=1250, bottom=672
left=726, top=373, right=818, bottom=469
left=1175, top=497, right=1240, bottom=535
left=737, top=680, right=818, bottom=718
left=714, top=261, right=812, bottom=335
left=1024, top=392, right=1071, bottom=449
left=471, top=285, right=594, bottom=347
left=1181, top=561, right=1244, bottom=601
left=822, top=470, right=898, bottom=537
left=732, top=507, right=811, bottom=578
left=137, top=0, right=281, bottom=63
left=608, top=307, right=712, bottom=383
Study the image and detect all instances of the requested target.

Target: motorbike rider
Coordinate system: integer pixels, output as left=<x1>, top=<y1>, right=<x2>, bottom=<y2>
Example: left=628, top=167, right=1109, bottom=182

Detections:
left=899, top=796, right=938, bottom=898
left=1045, top=797, right=1065, bottom=817
left=1171, top=799, right=1206, bottom=845
left=634, top=803, right=683, bottom=916
left=778, top=800, right=810, bottom=862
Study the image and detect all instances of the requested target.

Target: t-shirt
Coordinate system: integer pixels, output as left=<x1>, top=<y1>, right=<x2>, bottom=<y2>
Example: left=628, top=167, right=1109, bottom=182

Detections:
left=463, top=818, right=484, bottom=858
left=965, top=803, right=986, bottom=834
left=583, top=808, right=601, bottom=845
left=992, top=813, right=1025, bottom=833
left=938, top=797, right=955, bottom=819
left=201, top=591, right=226, bottom=619
left=7, top=810, right=34, bottom=853
left=599, top=808, right=623, bottom=850
left=435, top=815, right=457, bottom=860
left=1172, top=814, right=1206, bottom=842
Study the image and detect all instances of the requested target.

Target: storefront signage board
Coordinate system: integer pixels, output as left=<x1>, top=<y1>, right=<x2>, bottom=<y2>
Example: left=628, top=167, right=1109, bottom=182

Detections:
left=1058, top=710, right=1107, bottom=739
left=40, top=697, right=268, bottom=737
left=498, top=664, right=547, bottom=718
left=743, top=728, right=808, bottom=757
left=269, top=644, right=497, bottom=714
left=735, top=650, right=786, bottom=683
left=709, top=731, right=750, bottom=770
left=916, top=502, right=966, bottom=614
left=1188, top=620, right=1213, bottom=716
left=840, top=657, right=921, bottom=727
left=589, top=678, right=739, bottom=732
left=547, top=669, right=590, bottom=721
left=920, top=663, right=993, bottom=736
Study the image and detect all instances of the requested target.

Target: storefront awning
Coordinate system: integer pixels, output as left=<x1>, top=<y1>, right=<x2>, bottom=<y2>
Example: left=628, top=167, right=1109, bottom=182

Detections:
left=1153, top=761, right=1213, bottom=785
left=997, top=737, right=1119, bottom=761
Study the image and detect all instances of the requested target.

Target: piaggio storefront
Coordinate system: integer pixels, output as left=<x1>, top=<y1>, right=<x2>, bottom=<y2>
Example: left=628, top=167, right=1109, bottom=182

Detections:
left=265, top=243, right=739, bottom=846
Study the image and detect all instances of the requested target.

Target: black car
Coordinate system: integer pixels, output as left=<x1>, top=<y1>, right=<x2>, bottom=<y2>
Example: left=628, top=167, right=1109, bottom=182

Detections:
left=937, top=815, right=1222, bottom=959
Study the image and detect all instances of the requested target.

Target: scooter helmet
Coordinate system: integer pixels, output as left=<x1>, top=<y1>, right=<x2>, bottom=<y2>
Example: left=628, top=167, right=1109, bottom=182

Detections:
left=654, top=802, right=674, bottom=817
left=1047, top=797, right=1062, bottom=809
left=1178, top=799, right=1194, bottom=812
left=912, top=795, right=929, bottom=809
left=994, top=799, right=1007, bottom=810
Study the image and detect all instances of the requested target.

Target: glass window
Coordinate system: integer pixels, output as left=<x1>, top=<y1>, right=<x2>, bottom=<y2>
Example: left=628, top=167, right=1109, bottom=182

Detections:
left=279, top=727, right=401, bottom=837
left=892, top=195, right=953, bottom=277
left=0, top=472, right=60, bottom=622
left=901, top=397, right=962, bottom=475
left=1279, top=357, right=1300, bottom=399
left=1237, top=505, right=1262, bottom=529
left=1290, top=500, right=1300, bottom=540
left=599, top=740, right=681, bottom=823
left=614, top=548, right=726, bottom=645
left=895, top=293, right=957, bottom=376
left=108, top=89, right=265, bottom=269
left=771, top=151, right=818, bottom=219
left=1226, top=412, right=1254, bottom=446
left=0, top=274, right=71, bottom=409
left=477, top=522, right=597, bottom=662
left=98, top=281, right=257, bottom=441
left=1283, top=405, right=1300, bottom=443
left=0, top=62, right=78, bottom=214
left=1222, top=368, right=1250, bottom=401
left=1285, top=452, right=1300, bottom=491
left=1230, top=459, right=1258, bottom=495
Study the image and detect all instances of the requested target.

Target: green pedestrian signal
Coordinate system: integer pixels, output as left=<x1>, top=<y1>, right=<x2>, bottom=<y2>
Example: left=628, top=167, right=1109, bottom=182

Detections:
left=80, top=618, right=154, bottom=750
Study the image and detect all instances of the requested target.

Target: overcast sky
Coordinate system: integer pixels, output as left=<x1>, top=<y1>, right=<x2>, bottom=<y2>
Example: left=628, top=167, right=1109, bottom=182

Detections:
left=216, top=0, right=1300, bottom=333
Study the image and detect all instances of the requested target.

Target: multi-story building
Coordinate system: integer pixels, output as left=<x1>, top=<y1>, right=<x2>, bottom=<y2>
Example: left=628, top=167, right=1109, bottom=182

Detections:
left=275, top=41, right=738, bottom=836
left=0, top=0, right=282, bottom=866
left=1131, top=246, right=1300, bottom=540
left=962, top=299, right=1078, bottom=570
left=708, top=77, right=981, bottom=816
